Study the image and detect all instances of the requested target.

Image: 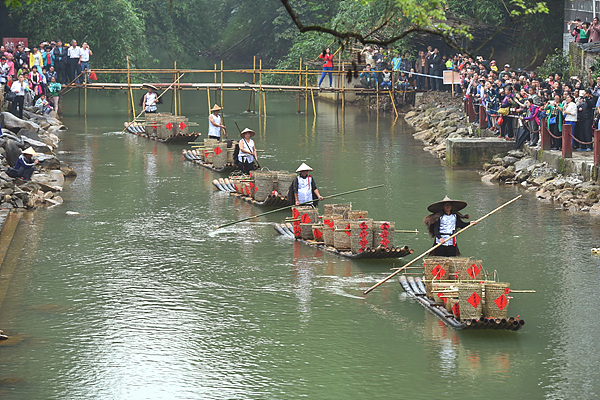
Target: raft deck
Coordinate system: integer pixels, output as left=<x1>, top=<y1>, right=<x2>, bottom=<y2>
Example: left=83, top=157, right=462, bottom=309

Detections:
left=274, top=222, right=414, bottom=260
left=183, top=149, right=237, bottom=173
left=398, top=275, right=525, bottom=331
left=126, top=124, right=199, bottom=144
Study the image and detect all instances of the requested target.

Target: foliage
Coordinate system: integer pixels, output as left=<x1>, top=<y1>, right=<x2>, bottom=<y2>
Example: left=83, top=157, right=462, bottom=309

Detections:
left=536, top=48, right=570, bottom=80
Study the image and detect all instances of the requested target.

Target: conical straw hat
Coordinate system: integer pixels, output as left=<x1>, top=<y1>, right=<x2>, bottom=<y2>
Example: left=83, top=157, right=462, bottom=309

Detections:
left=427, top=195, right=467, bottom=213
left=295, top=162, right=313, bottom=173
left=210, top=104, right=222, bottom=112
left=22, top=147, right=37, bottom=156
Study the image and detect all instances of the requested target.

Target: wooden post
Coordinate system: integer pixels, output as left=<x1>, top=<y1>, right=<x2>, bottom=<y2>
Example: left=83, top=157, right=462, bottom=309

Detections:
left=214, top=63, right=217, bottom=84
left=178, top=62, right=182, bottom=116
left=467, top=96, right=476, bottom=123
left=298, top=57, right=302, bottom=113
left=206, top=87, right=211, bottom=114
left=594, top=129, right=600, bottom=166
left=126, top=55, right=132, bottom=119
left=541, top=118, right=551, bottom=150
left=479, top=103, right=486, bottom=129
left=305, top=66, right=308, bottom=114
left=562, top=123, right=573, bottom=158
left=173, top=61, right=178, bottom=116
left=259, top=59, right=263, bottom=117
left=253, top=56, right=256, bottom=114
left=310, top=87, right=316, bottom=116
left=262, top=89, right=267, bottom=117
left=220, top=60, right=224, bottom=108
left=341, top=61, right=345, bottom=115
left=84, top=73, right=87, bottom=118
left=78, top=86, right=81, bottom=116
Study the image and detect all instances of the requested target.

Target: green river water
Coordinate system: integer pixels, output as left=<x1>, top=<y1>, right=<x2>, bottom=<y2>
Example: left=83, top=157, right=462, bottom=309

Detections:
left=0, top=88, right=599, bottom=399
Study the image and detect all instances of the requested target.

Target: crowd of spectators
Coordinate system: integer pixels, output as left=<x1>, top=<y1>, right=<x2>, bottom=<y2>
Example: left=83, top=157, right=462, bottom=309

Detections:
left=568, top=17, right=600, bottom=44
left=356, top=44, right=597, bottom=152
left=1, top=38, right=92, bottom=118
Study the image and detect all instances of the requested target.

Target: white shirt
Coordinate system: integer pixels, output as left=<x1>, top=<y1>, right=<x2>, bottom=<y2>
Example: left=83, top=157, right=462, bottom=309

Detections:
left=564, top=102, right=577, bottom=122
left=208, top=114, right=221, bottom=138
left=436, top=214, right=457, bottom=246
left=11, top=81, right=25, bottom=96
left=238, top=138, right=255, bottom=163
left=297, top=176, right=312, bottom=204
left=80, top=48, right=90, bottom=62
left=68, top=46, right=81, bottom=59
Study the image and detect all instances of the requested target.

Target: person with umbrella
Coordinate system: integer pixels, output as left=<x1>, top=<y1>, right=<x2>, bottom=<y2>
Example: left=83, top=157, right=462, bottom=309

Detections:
left=424, top=196, right=476, bottom=257
left=288, top=163, right=324, bottom=206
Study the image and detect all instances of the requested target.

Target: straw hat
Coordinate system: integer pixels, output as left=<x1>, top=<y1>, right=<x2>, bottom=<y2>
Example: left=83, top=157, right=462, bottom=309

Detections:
left=295, top=162, right=313, bottom=173
left=22, top=147, right=37, bottom=156
left=240, top=128, right=255, bottom=137
left=210, top=104, right=222, bottom=112
left=142, top=83, right=159, bottom=91
left=427, top=196, right=467, bottom=213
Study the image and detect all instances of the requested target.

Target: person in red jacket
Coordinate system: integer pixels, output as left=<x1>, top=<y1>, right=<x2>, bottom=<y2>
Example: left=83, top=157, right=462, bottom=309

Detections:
left=318, top=47, right=334, bottom=88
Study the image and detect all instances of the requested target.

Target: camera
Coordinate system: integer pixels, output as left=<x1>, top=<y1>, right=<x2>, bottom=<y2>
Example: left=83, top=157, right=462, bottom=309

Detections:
left=590, top=65, right=596, bottom=72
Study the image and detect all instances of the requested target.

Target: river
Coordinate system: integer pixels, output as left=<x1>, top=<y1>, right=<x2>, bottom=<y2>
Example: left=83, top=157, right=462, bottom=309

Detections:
left=0, top=88, right=599, bottom=399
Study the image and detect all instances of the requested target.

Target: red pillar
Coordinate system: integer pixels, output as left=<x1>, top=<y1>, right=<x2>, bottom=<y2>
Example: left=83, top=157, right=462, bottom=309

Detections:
left=541, top=118, right=550, bottom=151
left=562, top=123, right=572, bottom=158
left=467, top=96, right=476, bottom=123
left=594, top=129, right=600, bottom=166
left=479, top=104, right=486, bottom=129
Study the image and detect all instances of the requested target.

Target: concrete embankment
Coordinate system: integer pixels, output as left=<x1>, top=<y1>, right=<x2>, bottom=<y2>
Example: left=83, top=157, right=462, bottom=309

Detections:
left=404, top=92, right=600, bottom=214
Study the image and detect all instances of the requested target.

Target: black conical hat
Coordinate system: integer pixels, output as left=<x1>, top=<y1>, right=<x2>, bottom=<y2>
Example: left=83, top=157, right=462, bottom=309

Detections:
left=427, top=195, right=467, bottom=213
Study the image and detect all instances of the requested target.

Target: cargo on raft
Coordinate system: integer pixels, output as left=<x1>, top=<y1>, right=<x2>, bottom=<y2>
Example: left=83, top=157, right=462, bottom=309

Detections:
left=398, top=256, right=526, bottom=331
left=182, top=138, right=241, bottom=173
left=274, top=203, right=415, bottom=260
left=125, top=112, right=200, bottom=144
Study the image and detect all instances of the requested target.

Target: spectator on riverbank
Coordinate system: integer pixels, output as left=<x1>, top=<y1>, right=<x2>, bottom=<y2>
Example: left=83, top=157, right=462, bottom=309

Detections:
left=53, top=40, right=67, bottom=84
left=359, top=65, right=376, bottom=89
left=588, top=17, right=600, bottom=42
left=7, top=147, right=38, bottom=181
left=48, top=76, right=61, bottom=113
left=318, top=47, right=334, bottom=88
left=67, top=40, right=81, bottom=83
left=80, top=42, right=92, bottom=83
left=34, top=94, right=53, bottom=114
left=10, top=74, right=27, bottom=118
left=380, top=68, right=392, bottom=90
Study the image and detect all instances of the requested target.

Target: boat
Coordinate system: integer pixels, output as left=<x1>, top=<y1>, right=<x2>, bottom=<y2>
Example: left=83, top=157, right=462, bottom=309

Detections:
left=274, top=222, right=414, bottom=259
left=211, top=176, right=290, bottom=207
left=124, top=112, right=200, bottom=144
left=183, top=149, right=238, bottom=173
left=397, top=257, right=525, bottom=331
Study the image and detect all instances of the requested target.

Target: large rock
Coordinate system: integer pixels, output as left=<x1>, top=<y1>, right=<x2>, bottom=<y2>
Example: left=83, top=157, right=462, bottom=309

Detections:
left=21, top=136, right=52, bottom=153
left=4, top=139, right=22, bottom=167
left=514, top=157, right=538, bottom=172
left=1, top=112, right=40, bottom=132
left=446, top=138, right=515, bottom=168
left=31, top=170, right=64, bottom=192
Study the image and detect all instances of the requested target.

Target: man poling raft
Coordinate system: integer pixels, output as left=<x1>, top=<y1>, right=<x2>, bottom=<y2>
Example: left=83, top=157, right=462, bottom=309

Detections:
left=424, top=196, right=477, bottom=257
left=288, top=163, right=324, bottom=206
left=208, top=104, right=227, bottom=140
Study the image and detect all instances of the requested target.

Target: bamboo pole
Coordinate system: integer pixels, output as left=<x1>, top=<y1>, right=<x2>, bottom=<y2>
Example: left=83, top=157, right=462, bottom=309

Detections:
left=206, top=87, right=211, bottom=114
left=310, top=87, right=316, bottom=116
left=305, top=66, right=308, bottom=113
left=220, top=60, right=224, bottom=107
left=262, top=89, right=267, bottom=117
left=84, top=74, right=87, bottom=118
left=78, top=85, right=81, bottom=116
left=298, top=57, right=302, bottom=113
left=126, top=56, right=133, bottom=120
left=253, top=56, right=256, bottom=114
left=363, top=195, right=523, bottom=295
left=214, top=184, right=384, bottom=230
left=389, top=90, right=398, bottom=117
left=178, top=62, right=182, bottom=116
left=174, top=61, right=179, bottom=116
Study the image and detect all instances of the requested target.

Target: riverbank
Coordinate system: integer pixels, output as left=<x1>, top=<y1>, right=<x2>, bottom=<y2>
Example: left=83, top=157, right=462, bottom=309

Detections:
left=403, top=92, right=600, bottom=215
left=0, top=108, right=76, bottom=209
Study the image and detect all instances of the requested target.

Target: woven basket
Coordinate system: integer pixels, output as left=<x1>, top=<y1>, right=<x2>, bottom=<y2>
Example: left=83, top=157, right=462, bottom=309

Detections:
left=372, top=221, right=395, bottom=249
left=425, top=280, right=433, bottom=297
left=291, top=206, right=319, bottom=225
left=350, top=218, right=373, bottom=254
left=275, top=171, right=297, bottom=196
left=312, top=223, right=324, bottom=242
left=446, top=298, right=460, bottom=318
left=450, top=258, right=484, bottom=281
left=483, top=282, right=510, bottom=319
left=322, top=214, right=342, bottom=246
left=300, top=223, right=314, bottom=240
left=324, top=203, right=351, bottom=217
left=213, top=143, right=228, bottom=169
left=347, top=210, right=368, bottom=220
left=457, top=283, right=483, bottom=320
left=333, top=219, right=352, bottom=250
left=252, top=171, right=275, bottom=201
left=423, top=257, right=452, bottom=281
left=431, top=282, right=455, bottom=305
left=204, top=143, right=216, bottom=164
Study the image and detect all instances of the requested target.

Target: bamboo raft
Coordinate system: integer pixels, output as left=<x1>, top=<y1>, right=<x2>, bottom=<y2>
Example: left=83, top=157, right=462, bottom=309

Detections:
left=397, top=257, right=526, bottom=331
left=212, top=177, right=290, bottom=207
left=274, top=222, right=414, bottom=259
left=183, top=149, right=238, bottom=173
left=125, top=121, right=200, bottom=144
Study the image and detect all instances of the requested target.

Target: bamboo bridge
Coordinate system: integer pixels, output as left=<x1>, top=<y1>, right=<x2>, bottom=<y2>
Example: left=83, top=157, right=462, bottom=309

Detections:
left=61, top=57, right=417, bottom=119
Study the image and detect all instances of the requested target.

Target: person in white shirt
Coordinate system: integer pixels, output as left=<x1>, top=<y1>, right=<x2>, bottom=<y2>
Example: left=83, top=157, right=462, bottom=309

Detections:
left=67, top=39, right=81, bottom=83
left=208, top=104, right=227, bottom=140
left=424, top=196, right=476, bottom=257
left=237, top=128, right=257, bottom=174
left=79, top=42, right=92, bottom=83
left=288, top=163, right=324, bottom=206
left=10, top=74, right=27, bottom=118
left=563, top=94, right=578, bottom=138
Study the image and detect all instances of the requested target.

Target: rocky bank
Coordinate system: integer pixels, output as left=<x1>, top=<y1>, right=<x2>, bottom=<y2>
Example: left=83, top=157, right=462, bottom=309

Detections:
left=0, top=108, right=76, bottom=209
left=402, top=92, right=600, bottom=215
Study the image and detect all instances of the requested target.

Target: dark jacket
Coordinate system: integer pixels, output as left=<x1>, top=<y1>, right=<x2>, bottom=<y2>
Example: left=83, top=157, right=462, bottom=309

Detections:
left=53, top=46, right=67, bottom=64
